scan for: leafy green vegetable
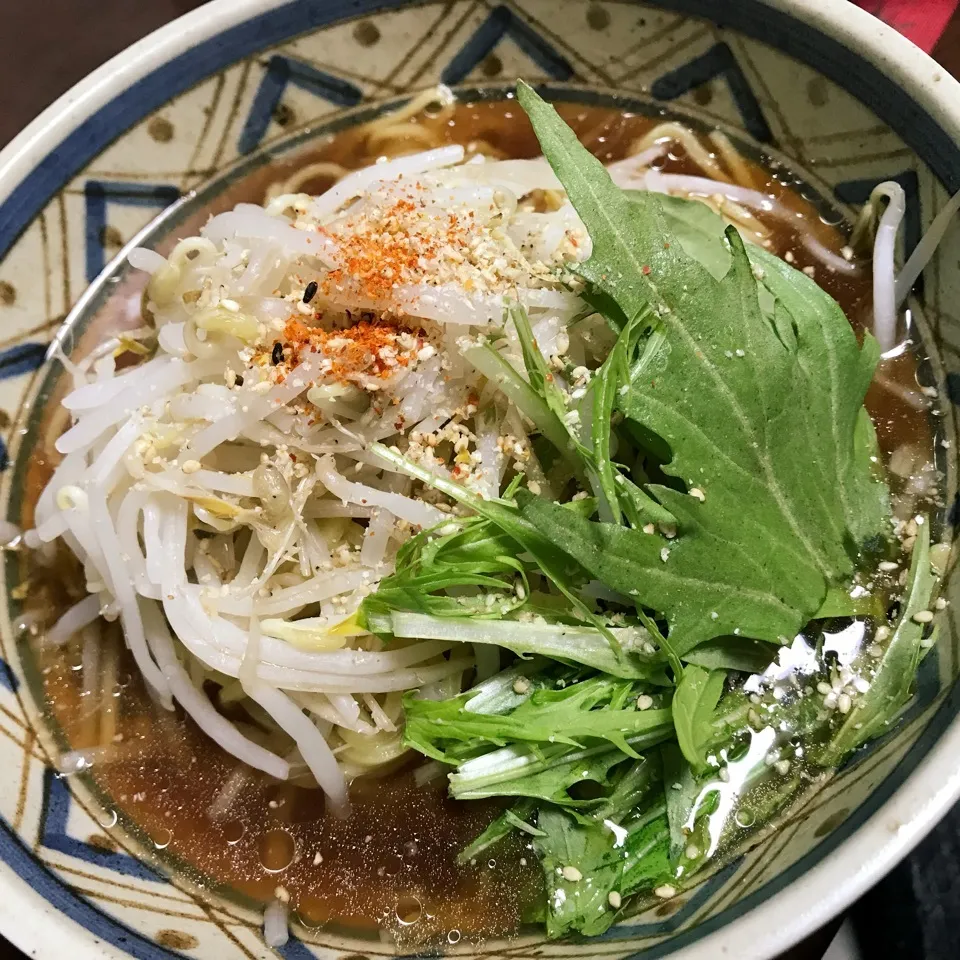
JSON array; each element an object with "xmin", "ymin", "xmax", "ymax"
[
  {"xmin": 585, "ymin": 308, "xmax": 674, "ymax": 527},
  {"xmin": 682, "ymin": 636, "xmax": 776, "ymax": 673},
  {"xmin": 450, "ymin": 740, "xmax": 641, "ymax": 805},
  {"xmin": 819, "ymin": 520, "xmax": 937, "ymax": 763},
  {"xmin": 661, "ymin": 741, "xmax": 700, "ymax": 860},
  {"xmin": 533, "ymin": 796, "xmax": 674, "ymax": 937},
  {"xmin": 629, "ymin": 189, "xmax": 732, "ymax": 281},
  {"xmin": 534, "ymin": 807, "xmax": 628, "ymax": 937},
  {"xmin": 457, "ymin": 798, "xmax": 538, "ymax": 864},
  {"xmin": 509, "ymin": 302, "xmax": 578, "ymax": 442},
  {"xmin": 390, "ymin": 611, "xmax": 665, "ymax": 680},
  {"xmin": 370, "ymin": 441, "xmax": 633, "ymax": 664},
  {"xmin": 360, "ymin": 512, "xmax": 528, "ymax": 626},
  {"xmin": 515, "ymin": 80, "xmax": 888, "ymax": 655},
  {"xmin": 459, "ymin": 335, "xmax": 577, "ymax": 472},
  {"xmin": 673, "ymin": 665, "xmax": 727, "ymax": 771},
  {"xmin": 405, "ymin": 672, "xmax": 669, "ymax": 761}
]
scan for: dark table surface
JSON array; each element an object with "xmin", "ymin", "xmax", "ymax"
[{"xmin": 1, "ymin": 2, "xmax": 958, "ymax": 959}]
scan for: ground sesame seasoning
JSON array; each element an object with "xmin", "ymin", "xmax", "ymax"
[{"xmin": 276, "ymin": 316, "xmax": 424, "ymax": 385}]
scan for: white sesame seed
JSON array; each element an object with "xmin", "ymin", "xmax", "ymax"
[
  {"xmin": 561, "ymin": 866, "xmax": 582, "ymax": 882},
  {"xmin": 513, "ymin": 678, "xmax": 531, "ymax": 695},
  {"xmin": 878, "ymin": 561, "xmax": 899, "ymax": 571},
  {"xmin": 867, "ymin": 644, "xmax": 883, "ymax": 658},
  {"xmin": 912, "ymin": 610, "xmax": 935, "ymax": 624},
  {"xmin": 181, "ymin": 459, "xmax": 201, "ymax": 475},
  {"xmin": 874, "ymin": 625, "xmax": 891, "ymax": 642},
  {"xmin": 816, "ymin": 681, "xmax": 832, "ymax": 695},
  {"xmin": 684, "ymin": 844, "xmax": 700, "ymax": 860},
  {"xmin": 837, "ymin": 693, "xmax": 852, "ymax": 714},
  {"xmin": 774, "ymin": 759, "xmax": 791, "ymax": 775},
  {"xmin": 642, "ymin": 523, "xmax": 656, "ymax": 535},
  {"xmin": 690, "ymin": 487, "xmax": 705, "ymax": 501},
  {"xmin": 660, "ymin": 547, "xmax": 670, "ymax": 563},
  {"xmin": 935, "ymin": 597, "xmax": 949, "ymax": 610},
  {"xmin": 735, "ymin": 348, "xmax": 745, "ymax": 357},
  {"xmin": 654, "ymin": 885, "xmax": 677, "ymax": 900},
  {"xmin": 608, "ymin": 891, "xmax": 622, "ymax": 909},
  {"xmin": 637, "ymin": 695, "xmax": 654, "ymax": 711}
]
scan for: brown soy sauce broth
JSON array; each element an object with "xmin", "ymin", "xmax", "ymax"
[{"xmin": 21, "ymin": 97, "xmax": 935, "ymax": 946}]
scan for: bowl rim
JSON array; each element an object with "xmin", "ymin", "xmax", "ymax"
[{"xmin": 1, "ymin": 1, "xmax": 960, "ymax": 959}]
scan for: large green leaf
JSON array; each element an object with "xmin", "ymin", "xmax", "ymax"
[{"xmin": 516, "ymin": 82, "xmax": 888, "ymax": 653}]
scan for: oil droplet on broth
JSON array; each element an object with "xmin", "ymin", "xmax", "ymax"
[
  {"xmin": 293, "ymin": 908, "xmax": 323, "ymax": 931},
  {"xmin": 223, "ymin": 820, "xmax": 245, "ymax": 845},
  {"xmin": 97, "ymin": 808, "xmax": 118, "ymax": 829},
  {"xmin": 735, "ymin": 810, "xmax": 756, "ymax": 829},
  {"xmin": 447, "ymin": 929, "xmax": 462, "ymax": 945},
  {"xmin": 396, "ymin": 895, "xmax": 423, "ymax": 926},
  {"xmin": 151, "ymin": 827, "xmax": 173, "ymax": 850},
  {"xmin": 259, "ymin": 827, "xmax": 295, "ymax": 872}
]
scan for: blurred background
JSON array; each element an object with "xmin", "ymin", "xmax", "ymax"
[{"xmin": 1, "ymin": 2, "xmax": 959, "ymax": 959}]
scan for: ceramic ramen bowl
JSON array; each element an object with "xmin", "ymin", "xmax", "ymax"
[{"xmin": 1, "ymin": 0, "xmax": 960, "ymax": 958}]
